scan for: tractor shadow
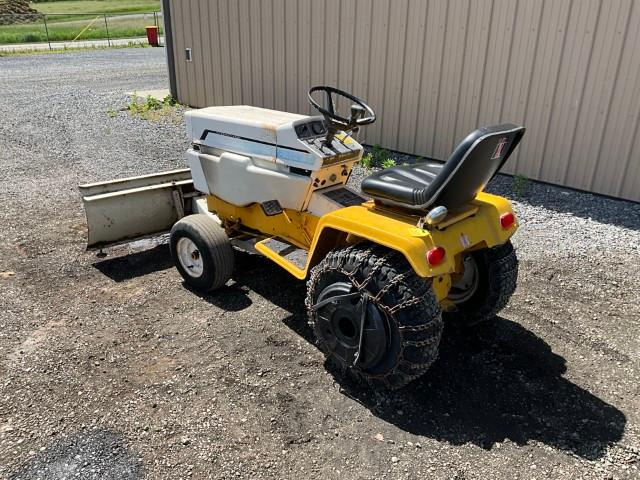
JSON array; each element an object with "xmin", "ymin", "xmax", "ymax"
[
  {"xmin": 332, "ymin": 319, "xmax": 626, "ymax": 460},
  {"xmin": 186, "ymin": 281, "xmax": 254, "ymax": 312},
  {"xmin": 195, "ymin": 251, "xmax": 311, "ymax": 325},
  {"xmin": 211, "ymin": 252, "xmax": 625, "ymax": 460},
  {"xmin": 92, "ymin": 243, "xmax": 174, "ymax": 282}
]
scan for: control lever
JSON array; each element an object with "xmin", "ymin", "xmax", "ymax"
[
  {"xmin": 349, "ymin": 104, "xmax": 365, "ymax": 123},
  {"xmin": 349, "ymin": 104, "xmax": 365, "ymax": 140},
  {"xmin": 323, "ymin": 104, "xmax": 367, "ymax": 147},
  {"xmin": 324, "ymin": 125, "xmax": 338, "ymax": 148}
]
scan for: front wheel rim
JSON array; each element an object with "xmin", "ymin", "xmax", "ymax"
[{"xmin": 176, "ymin": 237, "xmax": 204, "ymax": 278}]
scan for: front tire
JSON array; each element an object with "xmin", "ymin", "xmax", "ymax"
[
  {"xmin": 306, "ymin": 243, "xmax": 443, "ymax": 390},
  {"xmin": 170, "ymin": 214, "xmax": 234, "ymax": 291},
  {"xmin": 445, "ymin": 240, "xmax": 518, "ymax": 327}
]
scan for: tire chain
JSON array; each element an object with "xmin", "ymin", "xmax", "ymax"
[{"xmin": 306, "ymin": 243, "xmax": 443, "ymax": 389}]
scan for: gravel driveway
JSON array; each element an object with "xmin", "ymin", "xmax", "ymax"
[{"xmin": 0, "ymin": 48, "xmax": 638, "ymax": 480}]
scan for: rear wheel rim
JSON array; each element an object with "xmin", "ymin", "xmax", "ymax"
[
  {"xmin": 176, "ymin": 237, "xmax": 204, "ymax": 278},
  {"xmin": 448, "ymin": 254, "xmax": 479, "ymax": 304},
  {"xmin": 314, "ymin": 282, "xmax": 388, "ymax": 369}
]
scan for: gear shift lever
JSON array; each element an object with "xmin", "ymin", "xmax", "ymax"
[{"xmin": 349, "ymin": 104, "xmax": 366, "ymax": 123}]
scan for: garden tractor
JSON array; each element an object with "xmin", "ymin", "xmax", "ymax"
[{"xmin": 79, "ymin": 86, "xmax": 524, "ymax": 390}]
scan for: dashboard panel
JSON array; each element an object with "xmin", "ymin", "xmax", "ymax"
[{"xmin": 294, "ymin": 120, "xmax": 327, "ymax": 139}]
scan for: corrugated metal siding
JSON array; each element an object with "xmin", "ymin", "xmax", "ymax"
[{"xmin": 168, "ymin": 0, "xmax": 640, "ymax": 202}]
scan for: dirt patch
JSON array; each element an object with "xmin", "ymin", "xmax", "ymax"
[{"xmin": 6, "ymin": 318, "xmax": 66, "ymax": 367}]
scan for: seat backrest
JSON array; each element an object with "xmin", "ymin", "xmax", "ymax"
[{"xmin": 416, "ymin": 124, "xmax": 525, "ymax": 209}]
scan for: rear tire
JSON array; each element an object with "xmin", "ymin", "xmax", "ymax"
[
  {"xmin": 170, "ymin": 214, "xmax": 234, "ymax": 291},
  {"xmin": 445, "ymin": 240, "xmax": 518, "ymax": 327},
  {"xmin": 306, "ymin": 243, "xmax": 443, "ymax": 390}
]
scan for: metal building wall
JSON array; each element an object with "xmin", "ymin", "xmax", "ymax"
[{"xmin": 167, "ymin": 0, "xmax": 640, "ymax": 202}]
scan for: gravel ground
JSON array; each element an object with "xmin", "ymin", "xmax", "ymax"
[{"xmin": 0, "ymin": 48, "xmax": 639, "ymax": 480}]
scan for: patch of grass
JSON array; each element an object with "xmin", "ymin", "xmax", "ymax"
[
  {"xmin": 359, "ymin": 146, "xmax": 399, "ymax": 169},
  {"xmin": 513, "ymin": 174, "xmax": 531, "ymax": 197},
  {"xmin": 381, "ymin": 158, "xmax": 397, "ymax": 169},
  {"xmin": 0, "ymin": 13, "xmax": 160, "ymax": 44},
  {"xmin": 0, "ymin": 41, "xmax": 148, "ymax": 57},
  {"xmin": 106, "ymin": 107, "xmax": 117, "ymax": 118},
  {"xmin": 21, "ymin": 32, "xmax": 41, "ymax": 42},
  {"xmin": 34, "ymin": 0, "xmax": 160, "ymax": 22},
  {"xmin": 371, "ymin": 144, "xmax": 390, "ymax": 167},
  {"xmin": 127, "ymin": 94, "xmax": 177, "ymax": 114},
  {"xmin": 126, "ymin": 94, "xmax": 183, "ymax": 122},
  {"xmin": 360, "ymin": 153, "xmax": 373, "ymax": 169}
]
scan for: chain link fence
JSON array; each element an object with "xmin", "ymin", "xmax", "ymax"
[{"xmin": 0, "ymin": 11, "xmax": 163, "ymax": 48}]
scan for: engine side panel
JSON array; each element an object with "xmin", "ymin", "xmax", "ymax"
[{"xmin": 186, "ymin": 149, "xmax": 311, "ymax": 210}]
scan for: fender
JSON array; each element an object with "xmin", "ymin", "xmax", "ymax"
[{"xmin": 308, "ymin": 192, "xmax": 516, "ymax": 279}]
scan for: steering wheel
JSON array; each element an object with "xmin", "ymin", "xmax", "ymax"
[{"xmin": 308, "ymin": 86, "xmax": 376, "ymax": 134}]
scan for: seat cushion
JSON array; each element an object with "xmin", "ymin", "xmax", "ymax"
[
  {"xmin": 361, "ymin": 124, "xmax": 525, "ymax": 210},
  {"xmin": 360, "ymin": 161, "xmax": 444, "ymax": 207}
]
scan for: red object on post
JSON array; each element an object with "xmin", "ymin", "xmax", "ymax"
[{"xmin": 146, "ymin": 26, "xmax": 159, "ymax": 47}]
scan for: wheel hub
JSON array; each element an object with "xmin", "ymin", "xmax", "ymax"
[
  {"xmin": 176, "ymin": 237, "xmax": 204, "ymax": 278},
  {"xmin": 313, "ymin": 282, "xmax": 388, "ymax": 369},
  {"xmin": 448, "ymin": 254, "xmax": 479, "ymax": 304}
]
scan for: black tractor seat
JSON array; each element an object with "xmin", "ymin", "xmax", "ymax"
[{"xmin": 361, "ymin": 124, "xmax": 525, "ymax": 210}]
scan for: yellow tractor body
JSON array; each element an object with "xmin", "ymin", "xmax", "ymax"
[{"xmin": 208, "ymin": 191, "xmax": 517, "ymax": 304}]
